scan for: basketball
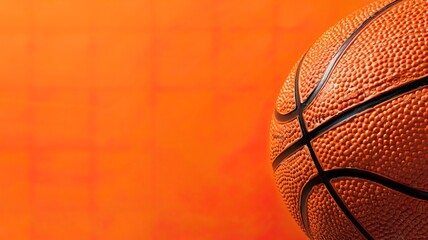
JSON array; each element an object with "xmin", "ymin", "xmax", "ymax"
[{"xmin": 270, "ymin": 0, "xmax": 428, "ymax": 239}]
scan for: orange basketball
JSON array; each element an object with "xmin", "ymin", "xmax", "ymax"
[{"xmin": 270, "ymin": 0, "xmax": 428, "ymax": 239}]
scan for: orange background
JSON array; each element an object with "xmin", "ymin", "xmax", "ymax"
[{"xmin": 0, "ymin": 0, "xmax": 373, "ymax": 239}]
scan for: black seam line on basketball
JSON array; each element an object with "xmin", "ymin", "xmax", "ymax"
[
  {"xmin": 300, "ymin": 175, "xmax": 321, "ymax": 239},
  {"xmin": 293, "ymin": 53, "xmax": 315, "ymax": 239},
  {"xmin": 279, "ymin": 0, "xmax": 404, "ymax": 238},
  {"xmin": 274, "ymin": 108, "xmax": 297, "ymax": 122},
  {"xmin": 272, "ymin": 74, "xmax": 428, "ymax": 171},
  {"xmin": 295, "ymin": 52, "xmax": 374, "ymax": 240},
  {"xmin": 295, "ymin": 1, "xmax": 400, "ymax": 234},
  {"xmin": 292, "ymin": 75, "xmax": 427, "ymax": 240},
  {"xmin": 274, "ymin": 0, "xmax": 403, "ymax": 123},
  {"xmin": 299, "ymin": 168, "xmax": 428, "ymax": 236},
  {"xmin": 300, "ymin": 125, "xmax": 375, "ymax": 240},
  {"xmin": 301, "ymin": 0, "xmax": 403, "ymax": 109},
  {"xmin": 325, "ymin": 169, "xmax": 428, "ymax": 200}
]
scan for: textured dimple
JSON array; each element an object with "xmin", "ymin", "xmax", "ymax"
[
  {"xmin": 313, "ymin": 88, "xmax": 428, "ymax": 191},
  {"xmin": 274, "ymin": 147, "xmax": 317, "ymax": 234},
  {"xmin": 306, "ymin": 184, "xmax": 365, "ymax": 240},
  {"xmin": 269, "ymin": 118, "xmax": 302, "ymax": 161},
  {"xmin": 333, "ymin": 178, "xmax": 428, "ymax": 240},
  {"xmin": 304, "ymin": 0, "xmax": 428, "ymax": 130},
  {"xmin": 298, "ymin": 0, "xmax": 395, "ymax": 103}
]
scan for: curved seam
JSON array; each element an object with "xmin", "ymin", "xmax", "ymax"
[
  {"xmin": 299, "ymin": 168, "xmax": 428, "ymax": 237},
  {"xmin": 272, "ymin": 75, "xmax": 428, "ymax": 171},
  {"xmin": 274, "ymin": 0, "xmax": 404, "ymax": 122},
  {"xmin": 294, "ymin": 53, "xmax": 374, "ymax": 239},
  {"xmin": 301, "ymin": 0, "xmax": 404, "ymax": 108}
]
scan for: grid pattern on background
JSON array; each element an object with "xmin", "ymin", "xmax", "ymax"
[{"xmin": 0, "ymin": 0, "xmax": 373, "ymax": 239}]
